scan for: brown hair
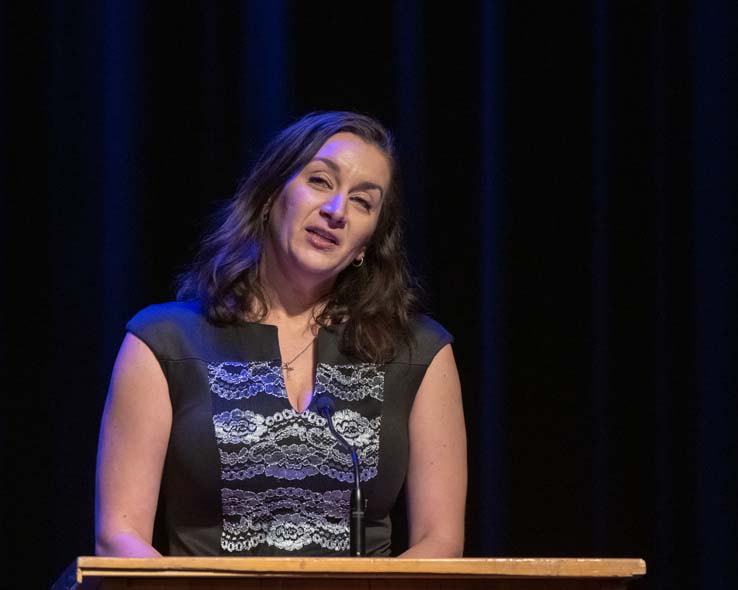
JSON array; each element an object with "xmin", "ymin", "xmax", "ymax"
[{"xmin": 175, "ymin": 111, "xmax": 419, "ymax": 362}]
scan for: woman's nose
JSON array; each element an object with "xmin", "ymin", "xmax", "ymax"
[{"xmin": 320, "ymin": 192, "xmax": 348, "ymax": 225}]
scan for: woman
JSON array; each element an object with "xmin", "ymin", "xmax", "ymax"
[{"xmin": 95, "ymin": 111, "xmax": 466, "ymax": 558}]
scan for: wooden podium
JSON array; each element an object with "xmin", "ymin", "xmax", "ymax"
[{"xmin": 53, "ymin": 557, "xmax": 646, "ymax": 590}]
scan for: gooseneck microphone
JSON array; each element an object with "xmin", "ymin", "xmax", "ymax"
[{"xmin": 315, "ymin": 395, "xmax": 366, "ymax": 557}]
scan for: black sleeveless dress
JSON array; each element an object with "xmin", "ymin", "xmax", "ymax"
[{"xmin": 126, "ymin": 300, "xmax": 452, "ymax": 556}]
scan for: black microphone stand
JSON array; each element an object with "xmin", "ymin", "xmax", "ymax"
[{"xmin": 317, "ymin": 397, "xmax": 366, "ymax": 556}]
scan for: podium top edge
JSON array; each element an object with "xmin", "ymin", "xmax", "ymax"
[{"xmin": 74, "ymin": 556, "xmax": 647, "ymax": 579}]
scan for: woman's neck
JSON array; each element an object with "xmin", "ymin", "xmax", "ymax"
[{"xmin": 257, "ymin": 247, "xmax": 332, "ymax": 332}]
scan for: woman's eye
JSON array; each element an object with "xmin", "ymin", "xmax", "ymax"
[
  {"xmin": 352, "ymin": 196, "xmax": 372, "ymax": 211},
  {"xmin": 309, "ymin": 176, "xmax": 331, "ymax": 188}
]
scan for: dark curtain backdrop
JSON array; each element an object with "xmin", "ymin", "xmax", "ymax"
[{"xmin": 1, "ymin": 2, "xmax": 736, "ymax": 589}]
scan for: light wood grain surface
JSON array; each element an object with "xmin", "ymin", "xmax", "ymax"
[{"xmin": 75, "ymin": 556, "xmax": 646, "ymax": 581}]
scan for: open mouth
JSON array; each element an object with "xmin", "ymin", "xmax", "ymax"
[{"xmin": 306, "ymin": 228, "xmax": 338, "ymax": 245}]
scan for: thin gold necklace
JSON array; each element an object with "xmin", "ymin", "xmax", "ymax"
[{"xmin": 281, "ymin": 336, "xmax": 316, "ymax": 375}]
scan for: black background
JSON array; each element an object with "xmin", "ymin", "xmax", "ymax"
[{"xmin": 1, "ymin": 2, "xmax": 736, "ymax": 589}]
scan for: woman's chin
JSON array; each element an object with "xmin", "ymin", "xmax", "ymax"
[{"xmin": 290, "ymin": 255, "xmax": 346, "ymax": 284}]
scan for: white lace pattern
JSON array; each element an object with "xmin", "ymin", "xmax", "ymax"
[{"xmin": 209, "ymin": 360, "xmax": 385, "ymax": 553}]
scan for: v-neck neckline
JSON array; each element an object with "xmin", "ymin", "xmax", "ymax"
[
  {"xmin": 278, "ymin": 326, "xmax": 323, "ymax": 415},
  {"xmin": 231, "ymin": 319, "xmax": 341, "ymax": 414},
  {"xmin": 236, "ymin": 321, "xmax": 324, "ymax": 414}
]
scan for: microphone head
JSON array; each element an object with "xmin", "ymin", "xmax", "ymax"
[{"xmin": 315, "ymin": 395, "xmax": 335, "ymax": 414}]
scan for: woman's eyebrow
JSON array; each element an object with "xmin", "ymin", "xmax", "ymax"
[
  {"xmin": 310, "ymin": 156, "xmax": 341, "ymax": 173},
  {"xmin": 309, "ymin": 156, "xmax": 385, "ymax": 198}
]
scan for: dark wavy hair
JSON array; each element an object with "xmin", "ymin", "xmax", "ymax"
[{"xmin": 175, "ymin": 111, "xmax": 420, "ymax": 363}]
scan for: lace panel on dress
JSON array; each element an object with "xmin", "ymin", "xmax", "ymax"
[
  {"xmin": 208, "ymin": 361, "xmax": 286, "ymax": 400},
  {"xmin": 209, "ymin": 361, "xmax": 385, "ymax": 554},
  {"xmin": 221, "ymin": 487, "xmax": 351, "ymax": 552}
]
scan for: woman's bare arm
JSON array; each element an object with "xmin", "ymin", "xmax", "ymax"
[
  {"xmin": 399, "ymin": 343, "xmax": 467, "ymax": 557},
  {"xmin": 95, "ymin": 332, "xmax": 172, "ymax": 557}
]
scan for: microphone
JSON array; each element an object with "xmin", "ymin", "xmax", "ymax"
[{"xmin": 315, "ymin": 395, "xmax": 366, "ymax": 557}]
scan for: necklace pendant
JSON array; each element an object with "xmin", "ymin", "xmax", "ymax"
[{"xmin": 282, "ymin": 362, "xmax": 293, "ymax": 374}]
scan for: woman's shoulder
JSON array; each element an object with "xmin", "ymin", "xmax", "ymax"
[
  {"xmin": 127, "ymin": 300, "xmax": 206, "ymax": 330},
  {"xmin": 391, "ymin": 313, "xmax": 453, "ymax": 366},
  {"xmin": 410, "ymin": 313, "xmax": 453, "ymax": 344},
  {"xmin": 125, "ymin": 300, "xmax": 208, "ymax": 359}
]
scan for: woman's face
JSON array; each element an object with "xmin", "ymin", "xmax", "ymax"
[{"xmin": 264, "ymin": 132, "xmax": 391, "ymax": 287}]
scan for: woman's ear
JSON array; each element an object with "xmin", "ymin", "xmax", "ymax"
[{"xmin": 262, "ymin": 195, "xmax": 275, "ymax": 224}]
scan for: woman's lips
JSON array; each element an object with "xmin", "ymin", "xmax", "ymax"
[{"xmin": 306, "ymin": 228, "xmax": 338, "ymax": 249}]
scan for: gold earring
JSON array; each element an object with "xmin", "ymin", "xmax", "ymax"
[{"xmin": 352, "ymin": 256, "xmax": 364, "ymax": 267}]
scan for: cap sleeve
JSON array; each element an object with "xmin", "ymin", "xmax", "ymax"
[
  {"xmin": 403, "ymin": 314, "xmax": 454, "ymax": 366},
  {"xmin": 125, "ymin": 300, "xmax": 204, "ymax": 361}
]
